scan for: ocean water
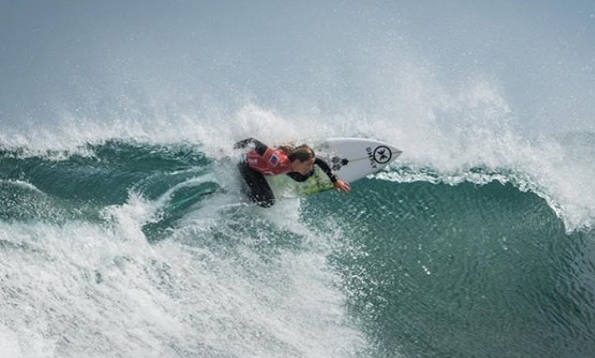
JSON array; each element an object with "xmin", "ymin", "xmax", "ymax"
[{"xmin": 1, "ymin": 1, "xmax": 594, "ymax": 357}]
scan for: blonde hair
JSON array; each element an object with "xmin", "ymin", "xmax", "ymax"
[{"xmin": 278, "ymin": 144, "xmax": 315, "ymax": 162}]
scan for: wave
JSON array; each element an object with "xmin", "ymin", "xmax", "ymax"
[
  {"xmin": 0, "ymin": 139, "xmax": 594, "ymax": 357},
  {"xmin": 1, "ymin": 139, "xmax": 591, "ymax": 232},
  {"xmin": 303, "ymin": 174, "xmax": 595, "ymax": 357},
  {"xmin": 0, "ymin": 140, "xmax": 365, "ymax": 357}
]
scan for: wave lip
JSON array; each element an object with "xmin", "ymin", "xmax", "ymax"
[{"xmin": 373, "ymin": 162, "xmax": 595, "ymax": 233}]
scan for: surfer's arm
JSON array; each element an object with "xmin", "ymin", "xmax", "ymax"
[
  {"xmin": 233, "ymin": 138, "xmax": 268, "ymax": 155},
  {"xmin": 315, "ymin": 158, "xmax": 351, "ymax": 193},
  {"xmin": 314, "ymin": 158, "xmax": 337, "ymax": 183}
]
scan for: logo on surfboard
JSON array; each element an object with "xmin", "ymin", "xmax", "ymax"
[
  {"xmin": 373, "ymin": 146, "xmax": 392, "ymax": 164},
  {"xmin": 331, "ymin": 156, "xmax": 349, "ymax": 171},
  {"xmin": 366, "ymin": 145, "xmax": 392, "ymax": 168}
]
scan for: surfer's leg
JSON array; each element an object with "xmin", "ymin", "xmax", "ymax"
[{"xmin": 237, "ymin": 161, "xmax": 275, "ymax": 207}]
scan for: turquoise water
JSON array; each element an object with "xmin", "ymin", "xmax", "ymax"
[
  {"xmin": 0, "ymin": 141, "xmax": 593, "ymax": 357},
  {"xmin": 307, "ymin": 180, "xmax": 595, "ymax": 357}
]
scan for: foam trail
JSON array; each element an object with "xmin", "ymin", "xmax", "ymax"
[{"xmin": 0, "ymin": 199, "xmax": 366, "ymax": 357}]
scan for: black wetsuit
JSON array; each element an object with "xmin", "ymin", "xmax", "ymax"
[{"xmin": 235, "ymin": 138, "xmax": 337, "ymax": 207}]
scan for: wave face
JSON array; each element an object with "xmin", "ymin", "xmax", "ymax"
[
  {"xmin": 305, "ymin": 178, "xmax": 595, "ymax": 357},
  {"xmin": 0, "ymin": 142, "xmax": 593, "ymax": 357}
]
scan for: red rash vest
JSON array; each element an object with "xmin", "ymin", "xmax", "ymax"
[{"xmin": 246, "ymin": 147, "xmax": 292, "ymax": 176}]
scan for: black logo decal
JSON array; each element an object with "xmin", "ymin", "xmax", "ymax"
[
  {"xmin": 331, "ymin": 156, "xmax": 349, "ymax": 171},
  {"xmin": 372, "ymin": 146, "xmax": 392, "ymax": 164}
]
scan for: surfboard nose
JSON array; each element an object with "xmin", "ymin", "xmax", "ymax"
[{"xmin": 389, "ymin": 145, "xmax": 403, "ymax": 161}]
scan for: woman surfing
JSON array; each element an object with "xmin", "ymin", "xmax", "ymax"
[{"xmin": 234, "ymin": 138, "xmax": 351, "ymax": 207}]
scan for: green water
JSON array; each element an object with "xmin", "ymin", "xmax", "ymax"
[
  {"xmin": 305, "ymin": 180, "xmax": 595, "ymax": 357},
  {"xmin": 0, "ymin": 141, "xmax": 593, "ymax": 357}
]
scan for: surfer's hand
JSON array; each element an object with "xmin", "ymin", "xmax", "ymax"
[{"xmin": 333, "ymin": 180, "xmax": 351, "ymax": 193}]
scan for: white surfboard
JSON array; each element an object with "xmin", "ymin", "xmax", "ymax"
[{"xmin": 266, "ymin": 138, "xmax": 402, "ymax": 198}]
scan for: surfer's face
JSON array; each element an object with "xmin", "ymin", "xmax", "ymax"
[{"xmin": 292, "ymin": 157, "xmax": 315, "ymax": 175}]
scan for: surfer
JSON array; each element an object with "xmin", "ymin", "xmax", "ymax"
[{"xmin": 234, "ymin": 138, "xmax": 351, "ymax": 207}]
